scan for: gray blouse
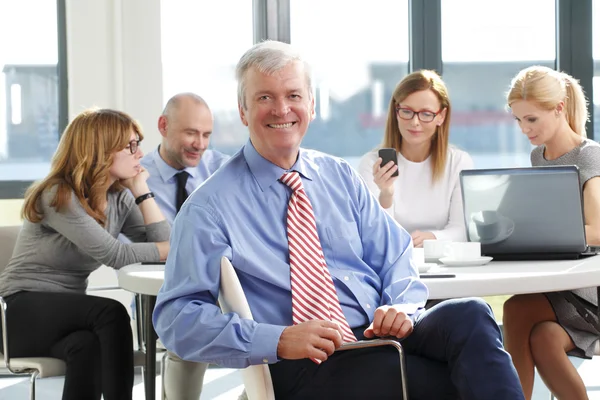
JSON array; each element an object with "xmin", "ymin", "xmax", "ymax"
[
  {"xmin": 531, "ymin": 138, "xmax": 600, "ymax": 306},
  {"xmin": 0, "ymin": 187, "xmax": 170, "ymax": 297},
  {"xmin": 531, "ymin": 138, "xmax": 600, "ymax": 190}
]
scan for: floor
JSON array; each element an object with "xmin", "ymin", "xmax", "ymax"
[
  {"xmin": 2, "ymin": 358, "xmax": 600, "ymax": 400},
  {"xmin": 0, "ymin": 366, "xmax": 244, "ymax": 400}
]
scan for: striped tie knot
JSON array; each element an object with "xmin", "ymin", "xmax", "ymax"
[{"xmin": 280, "ymin": 171, "xmax": 303, "ymax": 192}]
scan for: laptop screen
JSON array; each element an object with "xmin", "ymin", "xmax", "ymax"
[{"xmin": 460, "ymin": 166, "xmax": 587, "ymax": 255}]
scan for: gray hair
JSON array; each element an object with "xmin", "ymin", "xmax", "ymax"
[
  {"xmin": 161, "ymin": 92, "xmax": 210, "ymax": 117},
  {"xmin": 235, "ymin": 40, "xmax": 313, "ymax": 109}
]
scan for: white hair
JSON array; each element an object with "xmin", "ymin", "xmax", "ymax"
[{"xmin": 235, "ymin": 40, "xmax": 313, "ymax": 109}]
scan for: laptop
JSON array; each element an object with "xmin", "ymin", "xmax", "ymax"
[{"xmin": 459, "ymin": 165, "xmax": 600, "ymax": 261}]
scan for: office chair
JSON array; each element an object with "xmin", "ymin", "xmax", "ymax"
[
  {"xmin": 0, "ymin": 225, "xmax": 146, "ymax": 400},
  {"xmin": 218, "ymin": 256, "xmax": 410, "ymax": 400}
]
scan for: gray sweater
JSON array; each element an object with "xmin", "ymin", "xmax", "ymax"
[
  {"xmin": 531, "ymin": 138, "xmax": 600, "ymax": 190},
  {"xmin": 0, "ymin": 188, "xmax": 171, "ymax": 297}
]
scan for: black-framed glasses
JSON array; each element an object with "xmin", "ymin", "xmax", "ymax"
[
  {"xmin": 395, "ymin": 107, "xmax": 441, "ymax": 123},
  {"xmin": 125, "ymin": 140, "xmax": 140, "ymax": 155}
]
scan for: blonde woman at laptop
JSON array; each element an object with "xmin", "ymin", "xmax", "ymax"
[
  {"xmin": 503, "ymin": 66, "xmax": 600, "ymax": 400},
  {"xmin": 358, "ymin": 70, "xmax": 473, "ymax": 247}
]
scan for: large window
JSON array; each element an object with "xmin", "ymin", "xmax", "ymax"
[
  {"xmin": 594, "ymin": 0, "xmax": 599, "ymax": 140},
  {"xmin": 290, "ymin": 0, "xmax": 409, "ymax": 169},
  {"xmin": 160, "ymin": 0, "xmax": 253, "ymax": 155},
  {"xmin": 441, "ymin": 0, "xmax": 555, "ymax": 168},
  {"xmin": 0, "ymin": 0, "xmax": 60, "ymax": 183}
]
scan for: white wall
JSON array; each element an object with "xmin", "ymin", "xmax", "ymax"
[
  {"xmin": 65, "ymin": 0, "xmax": 164, "ymax": 152},
  {"xmin": 65, "ymin": 0, "xmax": 164, "ymax": 312}
]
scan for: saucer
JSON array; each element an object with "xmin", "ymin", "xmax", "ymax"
[
  {"xmin": 417, "ymin": 263, "xmax": 438, "ymax": 273},
  {"xmin": 439, "ymin": 256, "xmax": 493, "ymax": 267},
  {"xmin": 469, "ymin": 216, "xmax": 515, "ymax": 245}
]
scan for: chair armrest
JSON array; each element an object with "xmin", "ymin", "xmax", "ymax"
[
  {"xmin": 0, "ymin": 295, "xmax": 20, "ymax": 374},
  {"xmin": 337, "ymin": 339, "xmax": 402, "ymax": 352},
  {"xmin": 0, "ymin": 296, "xmax": 8, "ymax": 369},
  {"xmin": 337, "ymin": 339, "xmax": 408, "ymax": 399}
]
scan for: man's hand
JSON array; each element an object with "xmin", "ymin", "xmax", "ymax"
[
  {"xmin": 363, "ymin": 305, "xmax": 413, "ymax": 339},
  {"xmin": 277, "ymin": 320, "xmax": 344, "ymax": 362}
]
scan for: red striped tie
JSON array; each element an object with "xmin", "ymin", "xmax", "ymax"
[{"xmin": 280, "ymin": 171, "xmax": 357, "ymax": 354}]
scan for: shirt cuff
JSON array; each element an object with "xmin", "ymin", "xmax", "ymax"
[{"xmin": 249, "ymin": 323, "xmax": 286, "ymax": 365}]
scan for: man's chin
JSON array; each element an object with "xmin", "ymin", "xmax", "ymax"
[{"xmin": 182, "ymin": 159, "xmax": 201, "ymax": 168}]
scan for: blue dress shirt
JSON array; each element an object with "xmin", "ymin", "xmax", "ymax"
[
  {"xmin": 153, "ymin": 140, "xmax": 428, "ymax": 368},
  {"xmin": 140, "ymin": 147, "xmax": 230, "ymax": 224}
]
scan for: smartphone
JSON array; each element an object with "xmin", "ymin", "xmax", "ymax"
[
  {"xmin": 141, "ymin": 261, "xmax": 166, "ymax": 265},
  {"xmin": 420, "ymin": 274, "xmax": 456, "ymax": 279},
  {"xmin": 378, "ymin": 148, "xmax": 399, "ymax": 177}
]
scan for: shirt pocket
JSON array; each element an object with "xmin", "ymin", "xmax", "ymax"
[{"xmin": 322, "ymin": 220, "xmax": 363, "ymax": 269}]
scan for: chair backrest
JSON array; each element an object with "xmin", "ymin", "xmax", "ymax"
[
  {"xmin": 218, "ymin": 257, "xmax": 275, "ymax": 400},
  {"xmin": 0, "ymin": 226, "xmax": 21, "ymax": 273}
]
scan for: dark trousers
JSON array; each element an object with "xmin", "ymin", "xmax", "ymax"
[
  {"xmin": 270, "ymin": 298, "xmax": 524, "ymax": 400},
  {"xmin": 1, "ymin": 291, "xmax": 134, "ymax": 400}
]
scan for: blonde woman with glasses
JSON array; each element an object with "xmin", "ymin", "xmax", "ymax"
[
  {"xmin": 358, "ymin": 70, "xmax": 473, "ymax": 247},
  {"xmin": 0, "ymin": 108, "xmax": 170, "ymax": 400}
]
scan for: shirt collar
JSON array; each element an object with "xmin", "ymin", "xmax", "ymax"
[
  {"xmin": 242, "ymin": 139, "xmax": 315, "ymax": 192},
  {"xmin": 151, "ymin": 145, "xmax": 199, "ymax": 182}
]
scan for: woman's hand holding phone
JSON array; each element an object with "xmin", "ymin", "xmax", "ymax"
[
  {"xmin": 372, "ymin": 149, "xmax": 399, "ymax": 209},
  {"xmin": 373, "ymin": 149, "xmax": 399, "ymax": 194}
]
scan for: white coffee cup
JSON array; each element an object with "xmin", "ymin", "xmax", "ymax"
[
  {"xmin": 423, "ymin": 240, "xmax": 452, "ymax": 262},
  {"xmin": 412, "ymin": 248, "xmax": 425, "ymax": 266},
  {"xmin": 446, "ymin": 242, "xmax": 481, "ymax": 261}
]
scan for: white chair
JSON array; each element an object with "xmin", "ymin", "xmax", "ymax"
[
  {"xmin": 0, "ymin": 225, "xmax": 146, "ymax": 400},
  {"xmin": 0, "ymin": 225, "xmax": 67, "ymax": 400},
  {"xmin": 218, "ymin": 256, "xmax": 410, "ymax": 400}
]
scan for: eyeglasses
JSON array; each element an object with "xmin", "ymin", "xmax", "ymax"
[
  {"xmin": 125, "ymin": 140, "xmax": 140, "ymax": 155},
  {"xmin": 395, "ymin": 107, "xmax": 441, "ymax": 123}
]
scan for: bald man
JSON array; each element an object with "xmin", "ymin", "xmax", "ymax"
[
  {"xmin": 141, "ymin": 93, "xmax": 229, "ymax": 399},
  {"xmin": 142, "ymin": 93, "xmax": 230, "ymax": 223}
]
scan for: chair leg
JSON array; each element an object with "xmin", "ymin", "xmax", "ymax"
[
  {"xmin": 29, "ymin": 370, "xmax": 39, "ymax": 400},
  {"xmin": 161, "ymin": 351, "xmax": 168, "ymax": 400}
]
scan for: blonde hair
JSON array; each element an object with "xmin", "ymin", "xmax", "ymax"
[
  {"xmin": 507, "ymin": 65, "xmax": 589, "ymax": 137},
  {"xmin": 22, "ymin": 108, "xmax": 144, "ymax": 226},
  {"xmin": 383, "ymin": 70, "xmax": 451, "ymax": 182}
]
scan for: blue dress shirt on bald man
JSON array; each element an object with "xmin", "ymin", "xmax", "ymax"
[
  {"xmin": 140, "ymin": 147, "xmax": 230, "ymax": 223},
  {"xmin": 153, "ymin": 140, "xmax": 428, "ymax": 368}
]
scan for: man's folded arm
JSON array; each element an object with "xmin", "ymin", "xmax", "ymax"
[
  {"xmin": 152, "ymin": 203, "xmax": 286, "ymax": 368},
  {"xmin": 154, "ymin": 294, "xmax": 285, "ymax": 368}
]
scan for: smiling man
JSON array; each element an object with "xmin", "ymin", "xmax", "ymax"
[
  {"xmin": 153, "ymin": 41, "xmax": 524, "ymax": 400},
  {"xmin": 142, "ymin": 93, "xmax": 229, "ymax": 223},
  {"xmin": 141, "ymin": 92, "xmax": 229, "ymax": 400}
]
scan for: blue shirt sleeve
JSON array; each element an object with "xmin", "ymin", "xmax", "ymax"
[{"xmin": 152, "ymin": 202, "xmax": 286, "ymax": 368}]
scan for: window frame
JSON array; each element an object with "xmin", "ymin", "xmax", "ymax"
[
  {"xmin": 275, "ymin": 0, "xmax": 595, "ymax": 140},
  {"xmin": 0, "ymin": 0, "xmax": 69, "ymax": 199}
]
